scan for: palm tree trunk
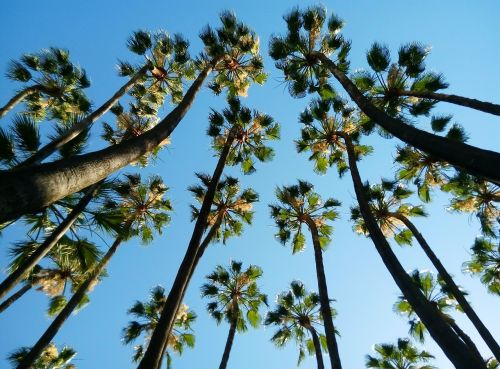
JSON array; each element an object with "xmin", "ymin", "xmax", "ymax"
[
  {"xmin": 338, "ymin": 131, "xmax": 486, "ymax": 369},
  {"xmin": 393, "ymin": 213, "xmax": 500, "ymax": 361},
  {"xmin": 305, "ymin": 218, "xmax": 342, "ymax": 369},
  {"xmin": 308, "ymin": 327, "xmax": 325, "ymax": 369},
  {"xmin": 449, "ymin": 320, "xmax": 485, "ymax": 363},
  {"xmin": 16, "ymin": 236, "xmax": 123, "ymax": 369},
  {"xmin": 0, "ymin": 85, "xmax": 45, "ymax": 119},
  {"xmin": 314, "ymin": 52, "xmax": 500, "ymax": 184},
  {"xmin": 0, "ymin": 284, "xmax": 31, "ymax": 313},
  {"xmin": 0, "ymin": 61, "xmax": 219, "ymax": 224},
  {"xmin": 137, "ymin": 131, "xmax": 234, "ymax": 369},
  {"xmin": 0, "ymin": 182, "xmax": 101, "ymax": 301},
  {"xmin": 21, "ymin": 64, "xmax": 151, "ymax": 166},
  {"xmin": 396, "ymin": 90, "xmax": 500, "ymax": 116},
  {"xmin": 219, "ymin": 316, "xmax": 237, "ymax": 369}
]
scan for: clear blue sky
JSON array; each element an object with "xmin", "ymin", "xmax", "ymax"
[{"xmin": 1, "ymin": 1, "xmax": 499, "ymax": 368}]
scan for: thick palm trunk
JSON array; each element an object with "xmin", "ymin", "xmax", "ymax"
[
  {"xmin": 0, "ymin": 63, "xmax": 216, "ymax": 224},
  {"xmin": 16, "ymin": 236, "xmax": 123, "ymax": 369},
  {"xmin": 137, "ymin": 133, "xmax": 234, "ymax": 369},
  {"xmin": 449, "ymin": 320, "xmax": 485, "ymax": 362},
  {"xmin": 339, "ymin": 132, "xmax": 486, "ymax": 369},
  {"xmin": 0, "ymin": 284, "xmax": 31, "ymax": 313},
  {"xmin": 219, "ymin": 316, "xmax": 237, "ymax": 369},
  {"xmin": 0, "ymin": 182, "xmax": 100, "ymax": 301},
  {"xmin": 396, "ymin": 90, "xmax": 500, "ymax": 116},
  {"xmin": 308, "ymin": 327, "xmax": 325, "ymax": 369},
  {"xmin": 21, "ymin": 64, "xmax": 151, "ymax": 166},
  {"xmin": 393, "ymin": 213, "xmax": 500, "ymax": 360},
  {"xmin": 314, "ymin": 52, "xmax": 500, "ymax": 184},
  {"xmin": 0, "ymin": 85, "xmax": 45, "ymax": 119},
  {"xmin": 306, "ymin": 218, "xmax": 342, "ymax": 369}
]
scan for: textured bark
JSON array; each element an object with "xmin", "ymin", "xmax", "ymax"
[
  {"xmin": 0, "ymin": 63, "xmax": 215, "ymax": 223},
  {"xmin": 393, "ymin": 213, "xmax": 500, "ymax": 361},
  {"xmin": 0, "ymin": 284, "xmax": 31, "ymax": 313},
  {"xmin": 339, "ymin": 132, "xmax": 486, "ymax": 369},
  {"xmin": 314, "ymin": 52, "xmax": 500, "ymax": 184},
  {"xmin": 219, "ymin": 307, "xmax": 237, "ymax": 369},
  {"xmin": 396, "ymin": 89, "xmax": 500, "ymax": 116},
  {"xmin": 0, "ymin": 182, "xmax": 100, "ymax": 301},
  {"xmin": 137, "ymin": 133, "xmax": 234, "ymax": 369},
  {"xmin": 16, "ymin": 236, "xmax": 122, "ymax": 369},
  {"xmin": 305, "ymin": 218, "xmax": 342, "ymax": 369},
  {"xmin": 21, "ymin": 64, "xmax": 151, "ymax": 166},
  {"xmin": 0, "ymin": 85, "xmax": 45, "ymax": 119},
  {"xmin": 308, "ymin": 327, "xmax": 325, "ymax": 369}
]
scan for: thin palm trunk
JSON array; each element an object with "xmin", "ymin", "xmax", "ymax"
[
  {"xmin": 0, "ymin": 61, "xmax": 219, "ymax": 224},
  {"xmin": 305, "ymin": 218, "xmax": 342, "ymax": 369},
  {"xmin": 449, "ymin": 320, "xmax": 484, "ymax": 362},
  {"xmin": 338, "ymin": 131, "xmax": 486, "ymax": 369},
  {"xmin": 219, "ymin": 305, "xmax": 237, "ymax": 369},
  {"xmin": 0, "ymin": 284, "xmax": 31, "ymax": 313},
  {"xmin": 314, "ymin": 52, "xmax": 500, "ymax": 184},
  {"xmin": 137, "ymin": 131, "xmax": 234, "ymax": 369},
  {"xmin": 21, "ymin": 64, "xmax": 151, "ymax": 166},
  {"xmin": 0, "ymin": 85, "xmax": 46, "ymax": 119},
  {"xmin": 0, "ymin": 182, "xmax": 101, "ymax": 301},
  {"xmin": 308, "ymin": 327, "xmax": 325, "ymax": 369},
  {"xmin": 396, "ymin": 90, "xmax": 500, "ymax": 116},
  {"xmin": 392, "ymin": 213, "xmax": 500, "ymax": 361},
  {"xmin": 16, "ymin": 236, "xmax": 123, "ymax": 369}
]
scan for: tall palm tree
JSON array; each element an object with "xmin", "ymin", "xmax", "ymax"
[
  {"xmin": 0, "ymin": 11, "xmax": 266, "ymax": 223},
  {"xmin": 463, "ymin": 238, "xmax": 500, "ymax": 296},
  {"xmin": 295, "ymin": 96, "xmax": 486, "ymax": 368},
  {"xmin": 15, "ymin": 174, "xmax": 172, "ymax": 369},
  {"xmin": 8, "ymin": 343, "xmax": 76, "ymax": 369},
  {"xmin": 123, "ymin": 286, "xmax": 196, "ymax": 369},
  {"xmin": 269, "ymin": 6, "xmax": 500, "ymax": 183},
  {"xmin": 265, "ymin": 281, "xmax": 331, "ymax": 369},
  {"xmin": 365, "ymin": 338, "xmax": 436, "ymax": 369},
  {"xmin": 270, "ymin": 180, "xmax": 342, "ymax": 369},
  {"xmin": 201, "ymin": 261, "xmax": 267, "ymax": 369}
]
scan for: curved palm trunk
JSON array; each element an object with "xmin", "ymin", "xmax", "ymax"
[
  {"xmin": 0, "ymin": 85, "xmax": 45, "ymax": 119},
  {"xmin": 16, "ymin": 236, "xmax": 123, "ymax": 369},
  {"xmin": 314, "ymin": 52, "xmax": 500, "ymax": 184},
  {"xmin": 305, "ymin": 218, "xmax": 342, "ymax": 369},
  {"xmin": 449, "ymin": 319, "xmax": 484, "ymax": 362},
  {"xmin": 137, "ymin": 132, "xmax": 234, "ymax": 369},
  {"xmin": 0, "ymin": 182, "xmax": 100, "ymax": 301},
  {"xmin": 0, "ymin": 62, "xmax": 217, "ymax": 224},
  {"xmin": 21, "ymin": 64, "xmax": 151, "ymax": 167},
  {"xmin": 0, "ymin": 284, "xmax": 31, "ymax": 313},
  {"xmin": 339, "ymin": 132, "xmax": 486, "ymax": 369},
  {"xmin": 219, "ymin": 313, "xmax": 237, "ymax": 369},
  {"xmin": 393, "ymin": 213, "xmax": 500, "ymax": 360},
  {"xmin": 396, "ymin": 90, "xmax": 500, "ymax": 116},
  {"xmin": 308, "ymin": 327, "xmax": 325, "ymax": 369}
]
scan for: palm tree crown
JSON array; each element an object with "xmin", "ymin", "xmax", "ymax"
[
  {"xmin": 8, "ymin": 343, "xmax": 77, "ymax": 369},
  {"xmin": 365, "ymin": 338, "xmax": 436, "ymax": 369},
  {"xmin": 463, "ymin": 238, "xmax": 500, "ymax": 296}
]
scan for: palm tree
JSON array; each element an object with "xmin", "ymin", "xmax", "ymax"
[
  {"xmin": 270, "ymin": 180, "xmax": 342, "ymax": 369},
  {"xmin": 15, "ymin": 174, "xmax": 172, "ymax": 369},
  {"xmin": 0, "ymin": 11, "xmax": 266, "ymax": 223},
  {"xmin": 201, "ymin": 261, "xmax": 267, "ymax": 369},
  {"xmin": 8, "ymin": 343, "xmax": 76, "ymax": 369},
  {"xmin": 265, "ymin": 281, "xmax": 331, "ymax": 369},
  {"xmin": 463, "ymin": 238, "xmax": 500, "ymax": 296},
  {"xmin": 0, "ymin": 47, "xmax": 90, "ymax": 121},
  {"xmin": 365, "ymin": 338, "xmax": 436, "ymax": 369},
  {"xmin": 123, "ymin": 286, "xmax": 196, "ymax": 369},
  {"xmin": 269, "ymin": 6, "xmax": 500, "ymax": 183},
  {"xmin": 295, "ymin": 96, "xmax": 486, "ymax": 368}
]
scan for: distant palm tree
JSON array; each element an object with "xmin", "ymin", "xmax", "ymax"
[
  {"xmin": 365, "ymin": 338, "xmax": 436, "ymax": 369},
  {"xmin": 265, "ymin": 281, "xmax": 331, "ymax": 369},
  {"xmin": 8, "ymin": 343, "xmax": 76, "ymax": 369},
  {"xmin": 463, "ymin": 238, "xmax": 500, "ymax": 296},
  {"xmin": 201, "ymin": 261, "xmax": 267, "ymax": 369}
]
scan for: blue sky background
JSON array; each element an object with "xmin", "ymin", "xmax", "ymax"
[{"xmin": 1, "ymin": 1, "xmax": 499, "ymax": 368}]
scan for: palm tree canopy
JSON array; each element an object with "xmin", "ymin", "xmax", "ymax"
[
  {"xmin": 8, "ymin": 343, "xmax": 77, "ymax": 369},
  {"xmin": 463, "ymin": 238, "xmax": 500, "ymax": 296},
  {"xmin": 365, "ymin": 337, "xmax": 436, "ymax": 369}
]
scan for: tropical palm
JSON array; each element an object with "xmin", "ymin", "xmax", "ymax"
[
  {"xmin": 8, "ymin": 343, "xmax": 76, "ymax": 369},
  {"xmin": 463, "ymin": 238, "xmax": 500, "ymax": 296},
  {"xmin": 123, "ymin": 285, "xmax": 196, "ymax": 369},
  {"xmin": 201, "ymin": 261, "xmax": 267, "ymax": 369},
  {"xmin": 270, "ymin": 180, "xmax": 342, "ymax": 369},
  {"xmin": 365, "ymin": 338, "xmax": 436, "ymax": 369},
  {"xmin": 265, "ymin": 281, "xmax": 331, "ymax": 369}
]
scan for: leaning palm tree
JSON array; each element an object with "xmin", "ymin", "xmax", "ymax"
[
  {"xmin": 8, "ymin": 343, "xmax": 76, "ymax": 369},
  {"xmin": 270, "ymin": 180, "xmax": 342, "ymax": 369},
  {"xmin": 463, "ymin": 238, "xmax": 500, "ymax": 296},
  {"xmin": 265, "ymin": 281, "xmax": 331, "ymax": 369},
  {"xmin": 365, "ymin": 338, "xmax": 436, "ymax": 369},
  {"xmin": 295, "ymin": 96, "xmax": 486, "ymax": 368},
  {"xmin": 201, "ymin": 261, "xmax": 267, "ymax": 369},
  {"xmin": 15, "ymin": 174, "xmax": 172, "ymax": 369},
  {"xmin": 123, "ymin": 286, "xmax": 196, "ymax": 369},
  {"xmin": 269, "ymin": 6, "xmax": 500, "ymax": 183}
]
